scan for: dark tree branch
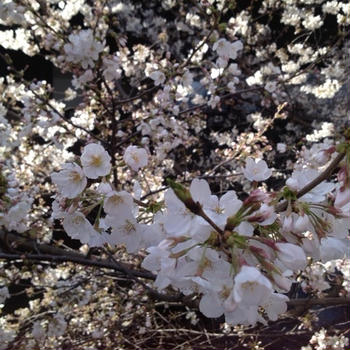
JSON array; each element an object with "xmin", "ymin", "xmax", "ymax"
[
  {"xmin": 287, "ymin": 297, "xmax": 350, "ymax": 307},
  {"xmin": 0, "ymin": 230, "xmax": 155, "ymax": 280},
  {"xmin": 1, "ymin": 230, "xmax": 349, "ymax": 310},
  {"xmin": 178, "ymin": 87, "xmax": 263, "ymax": 116},
  {"xmin": 276, "ymin": 151, "xmax": 346, "ymax": 212}
]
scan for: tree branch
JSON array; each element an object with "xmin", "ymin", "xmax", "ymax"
[
  {"xmin": 178, "ymin": 87, "xmax": 263, "ymax": 116},
  {"xmin": 287, "ymin": 297, "xmax": 350, "ymax": 307},
  {"xmin": 1, "ymin": 231, "xmax": 348, "ymax": 311},
  {"xmin": 276, "ymin": 151, "xmax": 345, "ymax": 212},
  {"xmin": 0, "ymin": 230, "xmax": 155, "ymax": 280}
]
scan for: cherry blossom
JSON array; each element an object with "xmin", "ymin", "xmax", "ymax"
[
  {"xmin": 149, "ymin": 71, "xmax": 166, "ymax": 86},
  {"xmin": 63, "ymin": 29, "xmax": 104, "ymax": 69},
  {"xmin": 51, "ymin": 163, "xmax": 87, "ymax": 199},
  {"xmin": 103, "ymin": 190, "xmax": 134, "ymax": 215},
  {"xmin": 233, "ymin": 266, "xmax": 273, "ymax": 306},
  {"xmin": 213, "ymin": 39, "xmax": 243, "ymax": 60},
  {"xmin": 286, "ymin": 169, "xmax": 335, "ymax": 203},
  {"xmin": 123, "ymin": 145, "xmax": 149, "ymax": 171},
  {"xmin": 242, "ymin": 158, "xmax": 272, "ymax": 182},
  {"xmin": 105, "ymin": 207, "xmax": 145, "ymax": 253},
  {"xmin": 63, "ymin": 212, "xmax": 105, "ymax": 246},
  {"xmin": 275, "ymin": 242, "xmax": 307, "ymax": 271},
  {"xmin": 80, "ymin": 143, "xmax": 111, "ymax": 179},
  {"xmin": 0, "ymin": 0, "xmax": 349, "ymax": 342}
]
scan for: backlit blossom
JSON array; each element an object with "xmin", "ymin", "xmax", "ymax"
[
  {"xmin": 242, "ymin": 158, "xmax": 272, "ymax": 182},
  {"xmin": 276, "ymin": 243, "xmax": 307, "ymax": 271},
  {"xmin": 123, "ymin": 145, "xmax": 148, "ymax": 171},
  {"xmin": 103, "ymin": 190, "xmax": 133, "ymax": 214},
  {"xmin": 106, "ymin": 208, "xmax": 144, "ymax": 253},
  {"xmin": 213, "ymin": 39, "xmax": 243, "ymax": 60},
  {"xmin": 51, "ymin": 163, "xmax": 87, "ymax": 199},
  {"xmin": 286, "ymin": 169, "xmax": 334, "ymax": 203},
  {"xmin": 149, "ymin": 71, "xmax": 166, "ymax": 86},
  {"xmin": 64, "ymin": 29, "xmax": 104, "ymax": 69},
  {"xmin": 63, "ymin": 212, "xmax": 104, "ymax": 246},
  {"xmin": 263, "ymin": 293, "xmax": 289, "ymax": 321},
  {"xmin": 81, "ymin": 143, "xmax": 111, "ymax": 179},
  {"xmin": 233, "ymin": 266, "xmax": 273, "ymax": 306}
]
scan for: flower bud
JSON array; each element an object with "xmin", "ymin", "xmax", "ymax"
[{"xmin": 243, "ymin": 189, "xmax": 269, "ymax": 206}]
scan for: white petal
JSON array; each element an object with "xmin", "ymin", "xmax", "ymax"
[{"xmin": 199, "ymin": 293, "xmax": 224, "ymax": 318}]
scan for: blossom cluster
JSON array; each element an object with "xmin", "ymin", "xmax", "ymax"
[
  {"xmin": 0, "ymin": 0, "xmax": 349, "ymax": 347},
  {"xmin": 47, "ymin": 141, "xmax": 349, "ymax": 326}
]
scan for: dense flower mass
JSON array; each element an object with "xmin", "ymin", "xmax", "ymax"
[
  {"xmin": 47, "ymin": 141, "xmax": 350, "ymax": 326},
  {"xmin": 0, "ymin": 0, "xmax": 349, "ymax": 348},
  {"xmin": 63, "ymin": 29, "xmax": 105, "ymax": 69}
]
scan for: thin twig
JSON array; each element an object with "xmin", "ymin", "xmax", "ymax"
[
  {"xmin": 178, "ymin": 87, "xmax": 263, "ymax": 116},
  {"xmin": 30, "ymin": 88, "xmax": 107, "ymax": 145},
  {"xmin": 115, "ymin": 86, "xmax": 158, "ymax": 104}
]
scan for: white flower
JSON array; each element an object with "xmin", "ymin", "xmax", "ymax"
[
  {"xmin": 72, "ymin": 69, "xmax": 94, "ymax": 89},
  {"xmin": 96, "ymin": 182, "xmax": 112, "ymax": 194},
  {"xmin": 51, "ymin": 163, "xmax": 87, "ymax": 198},
  {"xmin": 32, "ymin": 321, "xmax": 45, "ymax": 341},
  {"xmin": 213, "ymin": 39, "xmax": 243, "ymax": 60},
  {"xmin": 102, "ymin": 55, "xmax": 122, "ymax": 81},
  {"xmin": 276, "ymin": 243, "xmax": 307, "ymax": 271},
  {"xmin": 182, "ymin": 70, "xmax": 193, "ymax": 86},
  {"xmin": 294, "ymin": 214, "xmax": 311, "ymax": 233},
  {"xmin": 242, "ymin": 158, "xmax": 272, "ymax": 182},
  {"xmin": 265, "ymin": 81, "xmax": 277, "ymax": 93},
  {"xmin": 263, "ymin": 293, "xmax": 289, "ymax": 321},
  {"xmin": 80, "ymin": 143, "xmax": 111, "ymax": 179},
  {"xmin": 248, "ymin": 204, "xmax": 277, "ymax": 226},
  {"xmin": 320, "ymin": 237, "xmax": 348, "ymax": 262},
  {"xmin": 323, "ymin": 1, "xmax": 341, "ymax": 15},
  {"xmin": 228, "ymin": 63, "xmax": 241, "ymax": 75},
  {"xmin": 277, "ymin": 143, "xmax": 287, "ymax": 153},
  {"xmin": 103, "ymin": 190, "xmax": 133, "ymax": 215},
  {"xmin": 64, "ymin": 29, "xmax": 104, "ymax": 69},
  {"xmin": 225, "ymin": 304, "xmax": 260, "ymax": 326},
  {"xmin": 271, "ymin": 272, "xmax": 293, "ymax": 291},
  {"xmin": 286, "ymin": 169, "xmax": 334, "ymax": 203},
  {"xmin": 105, "ymin": 208, "xmax": 144, "ymax": 253},
  {"xmin": 165, "ymin": 180, "xmax": 214, "ymax": 237},
  {"xmin": 63, "ymin": 212, "xmax": 104, "ymax": 246},
  {"xmin": 195, "ymin": 267, "xmax": 235, "ymax": 318},
  {"xmin": 205, "ymin": 190, "xmax": 243, "ymax": 227},
  {"xmin": 334, "ymin": 187, "xmax": 350, "ymax": 211},
  {"xmin": 47, "ymin": 313, "xmax": 67, "ymax": 338},
  {"xmin": 123, "ymin": 145, "xmax": 148, "ymax": 171},
  {"xmin": 50, "ymin": 195, "xmax": 66, "ymax": 220},
  {"xmin": 199, "ymin": 290, "xmax": 227, "ymax": 319},
  {"xmin": 1, "ymin": 199, "xmax": 31, "ymax": 233},
  {"xmin": 233, "ymin": 266, "xmax": 273, "ymax": 306},
  {"xmin": 302, "ymin": 14, "xmax": 323, "ymax": 30},
  {"xmin": 149, "ymin": 71, "xmax": 166, "ymax": 86},
  {"xmin": 141, "ymin": 243, "xmax": 171, "ymax": 272},
  {"xmin": 189, "ymin": 178, "xmax": 212, "ymax": 206}
]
